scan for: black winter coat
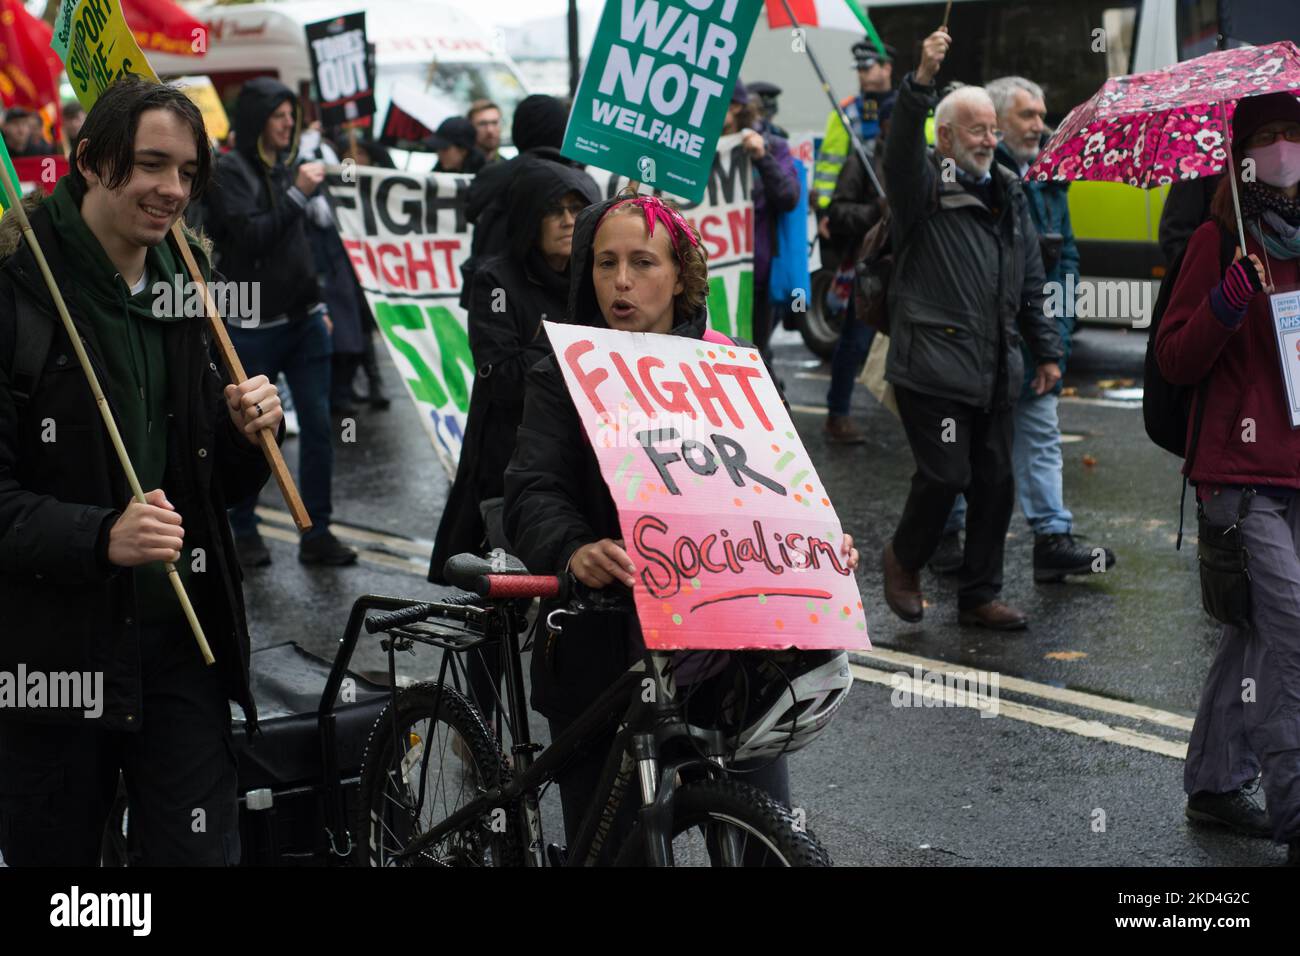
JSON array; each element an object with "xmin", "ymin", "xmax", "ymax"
[
  {"xmin": 883, "ymin": 74, "xmax": 1062, "ymax": 410},
  {"xmin": 0, "ymin": 196, "xmax": 271, "ymax": 730},
  {"xmin": 429, "ymin": 160, "xmax": 600, "ymax": 582},
  {"xmin": 206, "ymin": 78, "xmax": 321, "ymax": 323},
  {"xmin": 504, "ymin": 194, "xmax": 762, "ymax": 720}
]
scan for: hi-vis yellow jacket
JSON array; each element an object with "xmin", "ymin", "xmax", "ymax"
[{"xmin": 811, "ymin": 92, "xmax": 894, "ymax": 211}]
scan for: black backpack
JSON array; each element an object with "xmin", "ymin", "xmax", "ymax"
[{"xmin": 1142, "ymin": 224, "xmax": 1236, "ymax": 546}]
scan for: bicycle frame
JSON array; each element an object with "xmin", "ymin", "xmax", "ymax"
[{"xmin": 393, "ymin": 631, "xmax": 734, "ymax": 867}]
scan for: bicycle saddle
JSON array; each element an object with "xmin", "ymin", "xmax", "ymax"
[{"xmin": 443, "ymin": 549, "xmax": 530, "ymax": 590}]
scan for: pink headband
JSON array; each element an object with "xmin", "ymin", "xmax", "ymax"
[{"xmin": 595, "ymin": 195, "xmax": 700, "ymax": 266}]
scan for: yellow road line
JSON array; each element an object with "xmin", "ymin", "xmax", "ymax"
[
  {"xmin": 258, "ymin": 524, "xmax": 428, "ymax": 576},
  {"xmin": 256, "ymin": 506, "xmax": 432, "ymax": 558}
]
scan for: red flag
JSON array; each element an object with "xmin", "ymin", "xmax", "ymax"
[
  {"xmin": 121, "ymin": 0, "xmax": 208, "ymax": 57},
  {"xmin": 0, "ymin": 0, "xmax": 63, "ymax": 144}
]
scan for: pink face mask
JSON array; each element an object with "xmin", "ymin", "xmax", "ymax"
[{"xmin": 1245, "ymin": 139, "xmax": 1300, "ymax": 188}]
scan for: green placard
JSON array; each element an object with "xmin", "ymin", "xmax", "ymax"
[{"xmin": 562, "ymin": 0, "xmax": 762, "ymax": 203}]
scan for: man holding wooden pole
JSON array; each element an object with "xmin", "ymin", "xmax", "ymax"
[{"xmin": 0, "ymin": 78, "xmax": 280, "ymax": 865}]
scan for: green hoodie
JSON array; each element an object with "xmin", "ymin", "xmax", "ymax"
[{"xmin": 46, "ymin": 179, "xmax": 208, "ymax": 628}]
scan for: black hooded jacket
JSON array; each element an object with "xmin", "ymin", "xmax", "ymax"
[
  {"xmin": 206, "ymin": 78, "xmax": 321, "ymax": 323},
  {"xmin": 458, "ymin": 147, "xmax": 598, "ymax": 309},
  {"xmin": 503, "ymin": 196, "xmax": 747, "ymax": 721},
  {"xmin": 0, "ymin": 192, "xmax": 271, "ymax": 730},
  {"xmin": 428, "ymin": 160, "xmax": 600, "ymax": 582}
]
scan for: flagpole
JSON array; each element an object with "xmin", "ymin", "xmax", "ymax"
[
  {"xmin": 779, "ymin": 0, "xmax": 887, "ymax": 200},
  {"xmin": 0, "ymin": 171, "xmax": 215, "ymax": 666}
]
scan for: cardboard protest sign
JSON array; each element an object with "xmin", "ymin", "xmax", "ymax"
[
  {"xmin": 52, "ymin": 0, "xmax": 159, "ymax": 110},
  {"xmin": 544, "ymin": 321, "xmax": 868, "ymax": 651},
  {"xmin": 562, "ymin": 0, "xmax": 763, "ymax": 203},
  {"xmin": 305, "ymin": 13, "xmax": 376, "ymax": 127},
  {"xmin": 328, "ymin": 135, "xmax": 755, "ymax": 476}
]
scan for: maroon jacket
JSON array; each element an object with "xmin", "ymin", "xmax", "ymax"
[{"xmin": 1156, "ymin": 220, "xmax": 1300, "ymax": 487}]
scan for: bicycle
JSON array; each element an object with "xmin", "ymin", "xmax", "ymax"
[{"xmin": 352, "ymin": 551, "xmax": 847, "ymax": 867}]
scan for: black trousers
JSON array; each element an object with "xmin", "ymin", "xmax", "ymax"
[
  {"xmin": 0, "ymin": 624, "xmax": 240, "ymax": 866},
  {"xmin": 892, "ymin": 385, "xmax": 1015, "ymax": 610}
]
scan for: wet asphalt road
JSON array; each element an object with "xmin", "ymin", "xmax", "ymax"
[{"xmin": 236, "ymin": 324, "xmax": 1290, "ymax": 866}]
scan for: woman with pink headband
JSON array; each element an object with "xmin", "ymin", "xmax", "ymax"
[{"xmin": 501, "ymin": 191, "xmax": 860, "ymax": 857}]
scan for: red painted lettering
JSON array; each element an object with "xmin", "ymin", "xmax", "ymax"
[
  {"xmin": 679, "ymin": 361, "xmax": 742, "ymax": 429},
  {"xmin": 714, "ymin": 363, "xmax": 772, "ymax": 430},
  {"xmin": 563, "ymin": 340, "xmax": 609, "ymax": 416}
]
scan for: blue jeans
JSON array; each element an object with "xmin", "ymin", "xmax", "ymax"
[
  {"xmin": 944, "ymin": 392, "xmax": 1072, "ymax": 536},
  {"xmin": 227, "ymin": 317, "xmax": 334, "ymax": 540},
  {"xmin": 826, "ymin": 316, "xmax": 875, "ymax": 417}
]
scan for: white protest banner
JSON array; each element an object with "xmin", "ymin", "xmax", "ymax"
[
  {"xmin": 329, "ymin": 134, "xmax": 755, "ymax": 475},
  {"xmin": 544, "ymin": 320, "xmax": 868, "ymax": 651}
]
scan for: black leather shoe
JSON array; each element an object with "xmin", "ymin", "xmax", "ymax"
[
  {"xmin": 1034, "ymin": 533, "xmax": 1116, "ymax": 582},
  {"xmin": 928, "ymin": 531, "xmax": 963, "ymax": 575},
  {"xmin": 235, "ymin": 532, "xmax": 271, "ymax": 569},
  {"xmin": 299, "ymin": 531, "xmax": 358, "ymax": 566},
  {"xmin": 1185, "ymin": 780, "xmax": 1271, "ymax": 838}
]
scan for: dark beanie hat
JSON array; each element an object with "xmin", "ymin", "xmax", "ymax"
[
  {"xmin": 731, "ymin": 79, "xmax": 750, "ymax": 106},
  {"xmin": 513, "ymin": 94, "xmax": 570, "ymax": 152},
  {"xmin": 1232, "ymin": 92, "xmax": 1300, "ymax": 145}
]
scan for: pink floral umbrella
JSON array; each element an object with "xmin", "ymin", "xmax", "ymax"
[{"xmin": 1027, "ymin": 40, "xmax": 1300, "ymax": 189}]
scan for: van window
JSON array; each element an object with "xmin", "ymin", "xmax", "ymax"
[
  {"xmin": 869, "ymin": 0, "xmax": 1140, "ymax": 123},
  {"xmin": 374, "ymin": 61, "xmax": 528, "ymax": 145},
  {"xmin": 1177, "ymin": 0, "xmax": 1219, "ymax": 58}
]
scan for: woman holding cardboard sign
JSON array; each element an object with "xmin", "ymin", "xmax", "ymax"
[{"xmin": 503, "ymin": 192, "xmax": 860, "ymax": 858}]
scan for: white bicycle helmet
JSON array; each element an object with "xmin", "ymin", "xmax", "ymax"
[{"xmin": 720, "ymin": 650, "xmax": 853, "ymax": 760}]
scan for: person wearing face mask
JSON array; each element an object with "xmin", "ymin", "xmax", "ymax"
[
  {"xmin": 503, "ymin": 194, "xmax": 861, "ymax": 856},
  {"xmin": 878, "ymin": 28, "xmax": 1063, "ymax": 632},
  {"xmin": 1157, "ymin": 92, "xmax": 1300, "ymax": 865}
]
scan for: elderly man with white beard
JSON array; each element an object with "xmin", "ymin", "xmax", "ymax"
[
  {"xmin": 879, "ymin": 27, "xmax": 1064, "ymax": 631},
  {"xmin": 928, "ymin": 76, "xmax": 1117, "ymax": 587}
]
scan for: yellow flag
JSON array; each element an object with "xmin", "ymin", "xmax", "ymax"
[{"xmin": 51, "ymin": 0, "xmax": 159, "ymax": 111}]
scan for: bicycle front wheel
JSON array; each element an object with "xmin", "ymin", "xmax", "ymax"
[
  {"xmin": 354, "ymin": 682, "xmax": 522, "ymax": 867},
  {"xmin": 613, "ymin": 778, "xmax": 831, "ymax": 867}
]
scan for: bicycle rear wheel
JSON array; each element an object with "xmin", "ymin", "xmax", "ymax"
[
  {"xmin": 613, "ymin": 778, "xmax": 831, "ymax": 867},
  {"xmin": 354, "ymin": 682, "xmax": 522, "ymax": 866}
]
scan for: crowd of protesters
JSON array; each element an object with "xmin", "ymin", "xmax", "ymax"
[{"xmin": 4, "ymin": 8, "xmax": 1300, "ymax": 869}]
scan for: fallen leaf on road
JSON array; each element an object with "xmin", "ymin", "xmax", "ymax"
[
  {"xmin": 1082, "ymin": 454, "xmax": 1097, "ymax": 468},
  {"xmin": 1096, "ymin": 378, "xmax": 1135, "ymax": 389},
  {"xmin": 1045, "ymin": 651, "xmax": 1088, "ymax": 661},
  {"xmin": 1060, "ymin": 386, "xmax": 1078, "ymax": 397}
]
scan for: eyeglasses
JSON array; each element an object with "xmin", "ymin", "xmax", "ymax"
[
  {"xmin": 544, "ymin": 201, "xmax": 586, "ymax": 220},
  {"xmin": 945, "ymin": 123, "xmax": 1003, "ymax": 141},
  {"xmin": 1245, "ymin": 126, "xmax": 1300, "ymax": 148}
]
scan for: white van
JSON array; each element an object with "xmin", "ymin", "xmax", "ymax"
[{"xmin": 149, "ymin": 0, "xmax": 531, "ymax": 165}]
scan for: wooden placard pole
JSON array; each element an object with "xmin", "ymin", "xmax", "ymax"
[{"xmin": 169, "ymin": 222, "xmax": 312, "ymax": 532}]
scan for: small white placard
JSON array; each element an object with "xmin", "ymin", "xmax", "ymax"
[{"xmin": 1270, "ymin": 290, "xmax": 1300, "ymax": 429}]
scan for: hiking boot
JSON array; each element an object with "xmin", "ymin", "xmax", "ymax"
[
  {"xmin": 825, "ymin": 415, "xmax": 866, "ymax": 445},
  {"xmin": 299, "ymin": 531, "xmax": 358, "ymax": 566},
  {"xmin": 1034, "ymin": 532, "xmax": 1116, "ymax": 583},
  {"xmin": 958, "ymin": 601, "xmax": 1028, "ymax": 630},
  {"xmin": 1186, "ymin": 780, "xmax": 1271, "ymax": 838},
  {"xmin": 882, "ymin": 541, "xmax": 923, "ymax": 623},
  {"xmin": 235, "ymin": 532, "xmax": 271, "ymax": 569},
  {"xmin": 928, "ymin": 532, "xmax": 963, "ymax": 575}
]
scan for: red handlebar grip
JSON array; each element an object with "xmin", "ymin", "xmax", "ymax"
[{"xmin": 484, "ymin": 575, "xmax": 561, "ymax": 599}]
